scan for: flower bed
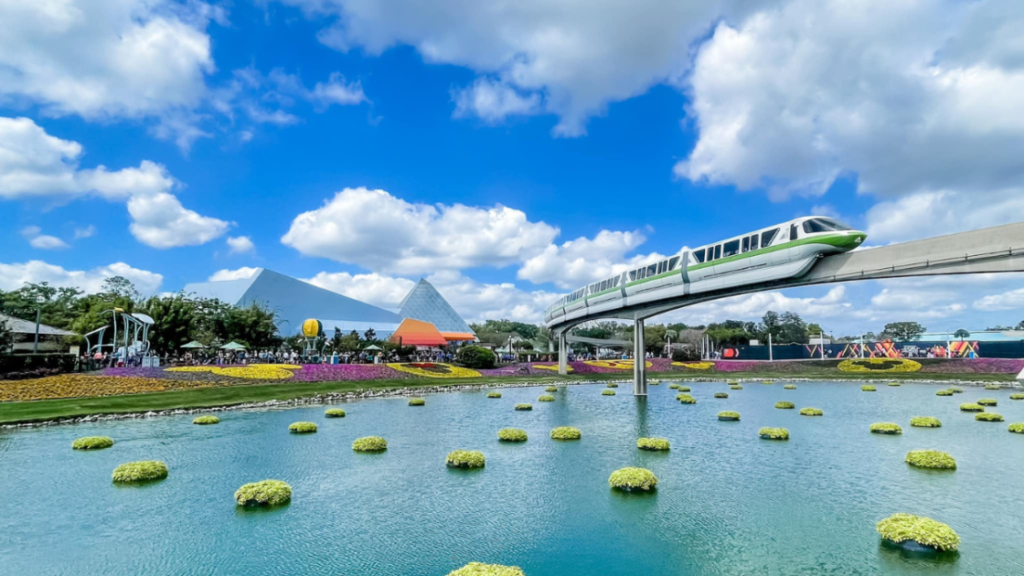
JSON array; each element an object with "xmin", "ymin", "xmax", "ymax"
[
  {"xmin": 601, "ymin": 389, "xmax": 616, "ymax": 396},
  {"xmin": 389, "ymin": 363, "xmax": 481, "ymax": 379},
  {"xmin": 514, "ymin": 403, "xmax": 532, "ymax": 411},
  {"xmin": 166, "ymin": 364, "xmax": 300, "ymax": 380},
  {"xmin": 977, "ymin": 398, "xmax": 998, "ymax": 406},
  {"xmin": 497, "ymin": 428, "xmax": 527, "ymax": 442},
  {"xmin": 714, "ymin": 392, "xmax": 728, "ymax": 399},
  {"xmin": 0, "ymin": 373, "xmax": 231, "ymax": 402},
  {"xmin": 608, "ymin": 467, "xmax": 658, "ymax": 491},
  {"xmin": 910, "ymin": 416, "xmax": 941, "ymax": 428},
  {"xmin": 72, "ymin": 436, "xmax": 114, "ymax": 450},
  {"xmin": 784, "ymin": 384, "xmax": 796, "ymax": 390},
  {"xmin": 637, "ymin": 437, "xmax": 670, "ymax": 451},
  {"xmin": 905, "ymin": 450, "xmax": 956, "ymax": 470},
  {"xmin": 324, "ymin": 408, "xmax": 346, "ymax": 418},
  {"xmin": 759, "ymin": 427, "xmax": 789, "ymax": 440},
  {"xmin": 193, "ymin": 415, "xmax": 220, "ymax": 425},
  {"xmin": 289, "ymin": 422, "xmax": 317, "ymax": 434},
  {"xmin": 959, "ymin": 403, "xmax": 984, "ymax": 412},
  {"xmin": 531, "ymin": 363, "xmax": 572, "ymax": 373},
  {"xmin": 1009, "ymin": 423, "xmax": 1024, "ymax": 434},
  {"xmin": 775, "ymin": 401, "xmax": 795, "ymax": 409},
  {"xmin": 676, "ymin": 394, "xmax": 696, "ymax": 404},
  {"xmin": 919, "ymin": 358, "xmax": 1024, "ymax": 374},
  {"xmin": 876, "ymin": 513, "xmax": 960, "ymax": 552},
  {"xmin": 976, "ymin": 413, "xmax": 1004, "ymax": 422},
  {"xmin": 487, "ymin": 392, "xmax": 502, "ymax": 398},
  {"xmin": 870, "ymin": 423, "xmax": 902, "ymax": 435},
  {"xmin": 538, "ymin": 394, "xmax": 555, "ymax": 402},
  {"xmin": 861, "ymin": 385, "xmax": 877, "ymax": 392},
  {"xmin": 291, "ymin": 363, "xmax": 406, "ymax": 382},
  {"xmin": 672, "ymin": 361, "xmax": 714, "ymax": 370},
  {"xmin": 446, "ymin": 563, "xmax": 525, "ymax": 576},
  {"xmin": 408, "ymin": 397, "xmax": 426, "ymax": 406},
  {"xmin": 112, "ymin": 460, "xmax": 168, "ymax": 483},
  {"xmin": 839, "ymin": 358, "xmax": 922, "ymax": 373},
  {"xmin": 446, "ymin": 450, "xmax": 485, "ymax": 469},
  {"xmin": 584, "ymin": 359, "xmax": 651, "ymax": 371},
  {"xmin": 235, "ymin": 480, "xmax": 292, "ymax": 506},
  {"xmin": 800, "ymin": 407, "xmax": 823, "ymax": 416},
  {"xmin": 352, "ymin": 436, "xmax": 387, "ymax": 452},
  {"xmin": 718, "ymin": 411, "xmax": 740, "ymax": 421},
  {"xmin": 544, "ymin": 386, "xmax": 558, "ymax": 392},
  {"xmin": 550, "ymin": 426, "xmax": 581, "ymax": 440},
  {"xmin": 936, "ymin": 389, "xmax": 954, "ymax": 396}
]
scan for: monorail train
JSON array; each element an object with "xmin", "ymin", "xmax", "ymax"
[{"xmin": 544, "ymin": 216, "xmax": 866, "ymax": 325}]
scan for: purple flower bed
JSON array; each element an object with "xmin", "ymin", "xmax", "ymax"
[
  {"xmin": 290, "ymin": 363, "xmax": 408, "ymax": 381},
  {"xmin": 918, "ymin": 358, "xmax": 1024, "ymax": 374},
  {"xmin": 103, "ymin": 367, "xmax": 174, "ymax": 378}
]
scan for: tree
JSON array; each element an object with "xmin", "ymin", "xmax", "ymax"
[
  {"xmin": 759, "ymin": 311, "xmax": 782, "ymax": 341},
  {"xmin": 953, "ymin": 328, "xmax": 971, "ymax": 341},
  {"xmin": 0, "ymin": 318, "xmax": 12, "ymax": 356},
  {"xmin": 778, "ymin": 312, "xmax": 809, "ymax": 344},
  {"xmin": 101, "ymin": 276, "xmax": 140, "ymax": 300},
  {"xmin": 363, "ymin": 328, "xmax": 377, "ymax": 342},
  {"xmin": 469, "ymin": 320, "xmax": 539, "ymax": 340},
  {"xmin": 665, "ymin": 328, "xmax": 678, "ymax": 352},
  {"xmin": 1017, "ymin": 321, "xmax": 1024, "ymax": 330},
  {"xmin": 882, "ymin": 321, "xmax": 926, "ymax": 342},
  {"xmin": 807, "ymin": 323, "xmax": 824, "ymax": 336}
]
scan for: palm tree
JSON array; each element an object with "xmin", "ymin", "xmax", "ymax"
[{"xmin": 665, "ymin": 329, "xmax": 678, "ymax": 356}]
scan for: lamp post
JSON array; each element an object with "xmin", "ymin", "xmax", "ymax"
[{"xmin": 33, "ymin": 295, "xmax": 44, "ymax": 353}]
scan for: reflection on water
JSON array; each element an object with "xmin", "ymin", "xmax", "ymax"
[{"xmin": 0, "ymin": 381, "xmax": 1022, "ymax": 576}]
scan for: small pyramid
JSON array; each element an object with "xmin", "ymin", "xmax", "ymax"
[{"xmin": 398, "ymin": 279, "xmax": 474, "ymax": 336}]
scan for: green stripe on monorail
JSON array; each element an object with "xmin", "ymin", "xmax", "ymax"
[
  {"xmin": 587, "ymin": 286, "xmax": 621, "ymax": 298},
  {"xmin": 624, "ymin": 232, "xmax": 865, "ymax": 288}
]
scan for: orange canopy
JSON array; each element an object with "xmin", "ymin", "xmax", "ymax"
[
  {"xmin": 389, "ymin": 318, "xmax": 448, "ymax": 347},
  {"xmin": 441, "ymin": 332, "xmax": 477, "ymax": 342}
]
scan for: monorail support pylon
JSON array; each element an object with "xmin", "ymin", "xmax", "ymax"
[
  {"xmin": 557, "ymin": 331, "xmax": 568, "ymax": 376},
  {"xmin": 633, "ymin": 319, "xmax": 647, "ymax": 396}
]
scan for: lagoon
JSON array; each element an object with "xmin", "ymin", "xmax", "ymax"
[{"xmin": 1, "ymin": 381, "xmax": 1023, "ymax": 575}]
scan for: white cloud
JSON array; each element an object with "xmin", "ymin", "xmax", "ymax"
[
  {"xmin": 974, "ymin": 288, "xmax": 1024, "ymax": 311},
  {"xmin": 282, "ymin": 187, "xmax": 559, "ymax": 274},
  {"xmin": 517, "ymin": 230, "xmax": 669, "ymax": 289},
  {"xmin": 452, "ymin": 78, "xmax": 541, "ymax": 124},
  {"xmin": 671, "ymin": 286, "xmax": 852, "ymax": 326},
  {"xmin": 0, "ymin": 0, "xmax": 218, "ymax": 146},
  {"xmin": 0, "ymin": 260, "xmax": 163, "ymax": 294},
  {"xmin": 310, "ymin": 72, "xmax": 367, "ymax": 107},
  {"xmin": 305, "ymin": 271, "xmax": 416, "ymax": 309},
  {"xmin": 865, "ymin": 188, "xmax": 1024, "ymax": 244},
  {"xmin": 226, "ymin": 235, "xmax": 255, "ymax": 254},
  {"xmin": 208, "ymin": 267, "xmax": 261, "ymax": 282},
  {"xmin": 0, "ymin": 116, "xmax": 228, "ymax": 248},
  {"xmin": 20, "ymin": 225, "xmax": 68, "ymax": 249},
  {"xmin": 73, "ymin": 225, "xmax": 96, "ymax": 239}
]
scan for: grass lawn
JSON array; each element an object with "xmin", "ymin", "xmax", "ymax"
[{"xmin": 0, "ymin": 369, "xmax": 1016, "ymax": 425}]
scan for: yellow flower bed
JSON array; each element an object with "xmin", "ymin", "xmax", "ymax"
[
  {"xmin": 671, "ymin": 361, "xmax": 715, "ymax": 370},
  {"xmin": 532, "ymin": 364, "xmax": 573, "ymax": 373},
  {"xmin": 387, "ymin": 363, "xmax": 482, "ymax": 378},
  {"xmin": 165, "ymin": 364, "xmax": 300, "ymax": 380},
  {"xmin": 0, "ymin": 374, "xmax": 230, "ymax": 402},
  {"xmin": 584, "ymin": 359, "xmax": 652, "ymax": 370},
  {"xmin": 837, "ymin": 358, "xmax": 922, "ymax": 373}
]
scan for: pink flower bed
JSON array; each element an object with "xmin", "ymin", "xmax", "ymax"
[
  {"xmin": 290, "ymin": 363, "xmax": 407, "ymax": 381},
  {"xmin": 918, "ymin": 358, "xmax": 1024, "ymax": 374}
]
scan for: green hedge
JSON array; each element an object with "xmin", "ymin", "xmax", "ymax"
[
  {"xmin": 910, "ymin": 416, "xmax": 941, "ymax": 428},
  {"xmin": 539, "ymin": 394, "xmax": 556, "ymax": 402},
  {"xmin": 606, "ymin": 382, "xmax": 619, "ymax": 388},
  {"xmin": 408, "ymin": 397, "xmax": 426, "ymax": 406},
  {"xmin": 905, "ymin": 450, "xmax": 956, "ymax": 470},
  {"xmin": 977, "ymin": 398, "xmax": 997, "ymax": 406},
  {"xmin": 862, "ymin": 385, "xmax": 877, "ymax": 392},
  {"xmin": 193, "ymin": 415, "xmax": 220, "ymax": 425},
  {"xmin": 550, "ymin": 426, "xmax": 581, "ymax": 440},
  {"xmin": 72, "ymin": 436, "xmax": 114, "ymax": 450},
  {"xmin": 714, "ymin": 392, "xmax": 728, "ymax": 399},
  {"xmin": 608, "ymin": 467, "xmax": 658, "ymax": 491},
  {"xmin": 677, "ymin": 394, "xmax": 696, "ymax": 404},
  {"xmin": 497, "ymin": 428, "xmax": 527, "ymax": 442},
  {"xmin": 784, "ymin": 384, "xmax": 797, "ymax": 390},
  {"xmin": 446, "ymin": 562, "xmax": 525, "ymax": 576},
  {"xmin": 876, "ymin": 513, "xmax": 960, "ymax": 552},
  {"xmin": 799, "ymin": 407, "xmax": 823, "ymax": 416},
  {"xmin": 1009, "ymin": 423, "xmax": 1024, "ymax": 434},
  {"xmin": 325, "ymin": 408, "xmax": 346, "ymax": 418},
  {"xmin": 637, "ymin": 437, "xmax": 670, "ymax": 451},
  {"xmin": 514, "ymin": 403, "xmax": 533, "ymax": 411},
  {"xmin": 446, "ymin": 450, "xmax": 486, "ymax": 469},
  {"xmin": 235, "ymin": 480, "xmax": 292, "ymax": 506},
  {"xmin": 352, "ymin": 436, "xmax": 388, "ymax": 452},
  {"xmin": 112, "ymin": 460, "xmax": 168, "ymax": 483},
  {"xmin": 759, "ymin": 427, "xmax": 789, "ymax": 440},
  {"xmin": 936, "ymin": 389, "xmax": 954, "ymax": 396},
  {"xmin": 487, "ymin": 392, "xmax": 502, "ymax": 398},
  {"xmin": 718, "ymin": 411, "xmax": 740, "ymax": 421},
  {"xmin": 456, "ymin": 345, "xmax": 497, "ymax": 369},
  {"xmin": 959, "ymin": 403, "xmax": 984, "ymax": 412},
  {"xmin": 976, "ymin": 412, "xmax": 1004, "ymax": 422},
  {"xmin": 601, "ymin": 389, "xmax": 616, "ymax": 396},
  {"xmin": 870, "ymin": 422, "xmax": 902, "ymax": 435},
  {"xmin": 775, "ymin": 401, "xmax": 795, "ymax": 409},
  {"xmin": 544, "ymin": 386, "xmax": 558, "ymax": 392},
  {"xmin": 289, "ymin": 422, "xmax": 317, "ymax": 434}
]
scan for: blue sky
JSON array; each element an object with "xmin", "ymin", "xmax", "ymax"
[{"xmin": 2, "ymin": 0, "xmax": 1024, "ymax": 336}]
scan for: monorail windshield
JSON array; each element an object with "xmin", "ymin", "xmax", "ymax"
[{"xmin": 803, "ymin": 218, "xmax": 852, "ymax": 233}]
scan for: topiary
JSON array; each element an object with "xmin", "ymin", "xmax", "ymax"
[
  {"xmin": 112, "ymin": 460, "xmax": 168, "ymax": 483},
  {"xmin": 289, "ymin": 422, "xmax": 317, "ymax": 434},
  {"xmin": 730, "ymin": 385, "xmax": 743, "ymax": 390},
  {"xmin": 784, "ymin": 384, "xmax": 796, "ymax": 390},
  {"xmin": 539, "ymin": 394, "xmax": 556, "ymax": 402},
  {"xmin": 606, "ymin": 382, "xmax": 619, "ymax": 388},
  {"xmin": 487, "ymin": 391, "xmax": 502, "ymax": 398},
  {"xmin": 718, "ymin": 411, "xmax": 740, "ymax": 421},
  {"xmin": 446, "ymin": 450, "xmax": 485, "ymax": 469},
  {"xmin": 544, "ymin": 386, "xmax": 558, "ymax": 392},
  {"xmin": 910, "ymin": 416, "xmax": 941, "ymax": 428},
  {"xmin": 514, "ymin": 403, "xmax": 533, "ymax": 411},
  {"xmin": 1009, "ymin": 423, "xmax": 1024, "ymax": 434},
  {"xmin": 456, "ymin": 345, "xmax": 497, "ymax": 369},
  {"xmin": 235, "ymin": 480, "xmax": 292, "ymax": 506},
  {"xmin": 799, "ymin": 407, "xmax": 823, "ymax": 416},
  {"xmin": 408, "ymin": 397, "xmax": 426, "ymax": 406},
  {"xmin": 976, "ymin": 412, "xmax": 1004, "ymax": 422},
  {"xmin": 1011, "ymin": 394, "xmax": 1024, "ymax": 400},
  {"xmin": 759, "ymin": 427, "xmax": 789, "ymax": 440},
  {"xmin": 775, "ymin": 401, "xmax": 795, "ymax": 409},
  {"xmin": 935, "ymin": 389, "xmax": 954, "ymax": 396},
  {"xmin": 446, "ymin": 563, "xmax": 525, "ymax": 576},
  {"xmin": 601, "ymin": 389, "xmax": 616, "ymax": 396},
  {"xmin": 608, "ymin": 467, "xmax": 658, "ymax": 491},
  {"xmin": 714, "ymin": 392, "xmax": 728, "ymax": 399},
  {"xmin": 352, "ymin": 436, "xmax": 388, "ymax": 452},
  {"xmin": 862, "ymin": 385, "xmax": 877, "ymax": 392},
  {"xmin": 959, "ymin": 403, "xmax": 984, "ymax": 412},
  {"xmin": 905, "ymin": 450, "xmax": 956, "ymax": 470},
  {"xmin": 876, "ymin": 513, "xmax": 960, "ymax": 552},
  {"xmin": 985, "ymin": 384, "xmax": 1002, "ymax": 390},
  {"xmin": 550, "ymin": 426, "xmax": 581, "ymax": 440},
  {"xmin": 637, "ymin": 437, "xmax": 670, "ymax": 451},
  {"xmin": 888, "ymin": 382, "xmax": 901, "ymax": 387},
  {"xmin": 497, "ymin": 428, "xmax": 527, "ymax": 442},
  {"xmin": 72, "ymin": 436, "xmax": 114, "ymax": 450},
  {"xmin": 870, "ymin": 422, "xmax": 902, "ymax": 435},
  {"xmin": 668, "ymin": 384, "xmax": 680, "ymax": 390},
  {"xmin": 677, "ymin": 394, "xmax": 696, "ymax": 404},
  {"xmin": 977, "ymin": 398, "xmax": 997, "ymax": 406},
  {"xmin": 193, "ymin": 415, "xmax": 220, "ymax": 425},
  {"xmin": 324, "ymin": 408, "xmax": 346, "ymax": 418}
]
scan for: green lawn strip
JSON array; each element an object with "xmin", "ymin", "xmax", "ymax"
[{"xmin": 0, "ymin": 369, "xmax": 1014, "ymax": 424}]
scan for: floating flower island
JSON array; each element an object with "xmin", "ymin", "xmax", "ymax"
[
  {"xmin": 235, "ymin": 480, "xmax": 292, "ymax": 506},
  {"xmin": 609, "ymin": 467, "xmax": 658, "ymax": 492},
  {"xmin": 876, "ymin": 513, "xmax": 960, "ymax": 552}
]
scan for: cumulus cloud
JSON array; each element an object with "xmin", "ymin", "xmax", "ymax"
[
  {"xmin": 310, "ymin": 72, "xmax": 367, "ymax": 107},
  {"xmin": 208, "ymin": 267, "xmax": 261, "ymax": 281},
  {"xmin": 0, "ymin": 117, "xmax": 228, "ymax": 248},
  {"xmin": 865, "ymin": 189, "xmax": 1024, "ymax": 244},
  {"xmin": 517, "ymin": 230, "xmax": 670, "ymax": 289},
  {"xmin": 974, "ymin": 288, "xmax": 1024, "ymax": 311},
  {"xmin": 0, "ymin": 260, "xmax": 163, "ymax": 294},
  {"xmin": 282, "ymin": 187, "xmax": 559, "ymax": 274},
  {"xmin": 305, "ymin": 271, "xmax": 416, "ymax": 309},
  {"xmin": 669, "ymin": 286, "xmax": 852, "ymax": 326},
  {"xmin": 21, "ymin": 226, "xmax": 70, "ymax": 250},
  {"xmin": 226, "ymin": 236, "xmax": 255, "ymax": 254},
  {"xmin": 73, "ymin": 225, "xmax": 96, "ymax": 239},
  {"xmin": 452, "ymin": 78, "xmax": 541, "ymax": 124}
]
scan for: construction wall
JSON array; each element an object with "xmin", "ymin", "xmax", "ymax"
[{"xmin": 718, "ymin": 340, "xmax": 1024, "ymax": 360}]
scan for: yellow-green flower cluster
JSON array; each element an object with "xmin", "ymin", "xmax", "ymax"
[
  {"xmin": 193, "ymin": 415, "xmax": 220, "ymax": 425},
  {"xmin": 1009, "ymin": 423, "xmax": 1024, "ymax": 434},
  {"xmin": 714, "ymin": 392, "xmax": 728, "ymax": 399},
  {"xmin": 905, "ymin": 450, "xmax": 956, "ymax": 470},
  {"xmin": 408, "ymin": 397, "xmax": 426, "ymax": 406},
  {"xmin": 538, "ymin": 394, "xmax": 555, "ymax": 402},
  {"xmin": 800, "ymin": 407, "xmax": 823, "ymax": 416},
  {"xmin": 677, "ymin": 394, "xmax": 696, "ymax": 404},
  {"xmin": 759, "ymin": 427, "xmax": 789, "ymax": 440},
  {"xmin": 876, "ymin": 513, "xmax": 960, "ymax": 552},
  {"xmin": 959, "ymin": 403, "xmax": 984, "ymax": 412},
  {"xmin": 446, "ymin": 450, "xmax": 486, "ymax": 469},
  {"xmin": 977, "ymin": 398, "xmax": 998, "ymax": 406},
  {"xmin": 601, "ymin": 389, "xmax": 616, "ymax": 396},
  {"xmin": 352, "ymin": 436, "xmax": 388, "ymax": 452},
  {"xmin": 784, "ymin": 384, "xmax": 797, "ymax": 390},
  {"xmin": 544, "ymin": 386, "xmax": 558, "ymax": 392},
  {"xmin": 976, "ymin": 412, "xmax": 1004, "ymax": 422},
  {"xmin": 718, "ymin": 411, "xmax": 740, "ymax": 421},
  {"xmin": 446, "ymin": 562, "xmax": 525, "ymax": 576},
  {"xmin": 637, "ymin": 437, "xmax": 670, "ymax": 451},
  {"xmin": 514, "ymin": 403, "xmax": 532, "ymax": 411},
  {"xmin": 325, "ymin": 408, "xmax": 346, "ymax": 418},
  {"xmin": 497, "ymin": 428, "xmax": 527, "ymax": 442},
  {"xmin": 775, "ymin": 401, "xmax": 795, "ymax": 409},
  {"xmin": 550, "ymin": 426, "xmax": 581, "ymax": 440},
  {"xmin": 936, "ymin": 389, "xmax": 954, "ymax": 396},
  {"xmin": 112, "ymin": 460, "xmax": 168, "ymax": 483},
  {"xmin": 870, "ymin": 422, "xmax": 902, "ymax": 435},
  {"xmin": 862, "ymin": 385, "xmax": 877, "ymax": 392},
  {"xmin": 289, "ymin": 422, "xmax": 317, "ymax": 434},
  {"xmin": 608, "ymin": 467, "xmax": 658, "ymax": 491},
  {"xmin": 838, "ymin": 358, "xmax": 922, "ymax": 373},
  {"xmin": 910, "ymin": 416, "xmax": 941, "ymax": 428},
  {"xmin": 235, "ymin": 480, "xmax": 292, "ymax": 506},
  {"xmin": 487, "ymin": 391, "xmax": 502, "ymax": 398},
  {"xmin": 72, "ymin": 436, "xmax": 114, "ymax": 450}
]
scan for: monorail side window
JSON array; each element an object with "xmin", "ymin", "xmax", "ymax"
[
  {"xmin": 647, "ymin": 264, "xmax": 657, "ymax": 277},
  {"xmin": 751, "ymin": 235, "xmax": 759, "ymax": 250},
  {"xmin": 693, "ymin": 249, "xmax": 706, "ymax": 263},
  {"xmin": 629, "ymin": 271, "xmax": 636, "ymax": 281},
  {"xmin": 669, "ymin": 256, "xmax": 680, "ymax": 269},
  {"xmin": 714, "ymin": 245, "xmax": 722, "ymax": 260},
  {"xmin": 761, "ymin": 228, "xmax": 778, "ymax": 247},
  {"xmin": 790, "ymin": 224, "xmax": 799, "ymax": 240},
  {"xmin": 742, "ymin": 237, "xmax": 750, "ymax": 252},
  {"xmin": 723, "ymin": 240, "xmax": 740, "ymax": 258}
]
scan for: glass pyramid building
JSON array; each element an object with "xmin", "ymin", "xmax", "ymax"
[{"xmin": 397, "ymin": 279, "xmax": 475, "ymax": 341}]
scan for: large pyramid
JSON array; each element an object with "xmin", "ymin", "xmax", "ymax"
[{"xmin": 397, "ymin": 279, "xmax": 475, "ymax": 339}]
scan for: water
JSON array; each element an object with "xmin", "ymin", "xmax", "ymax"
[{"xmin": 1, "ymin": 381, "xmax": 1023, "ymax": 576}]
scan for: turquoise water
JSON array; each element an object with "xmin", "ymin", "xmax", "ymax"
[{"xmin": 1, "ymin": 381, "xmax": 1023, "ymax": 576}]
